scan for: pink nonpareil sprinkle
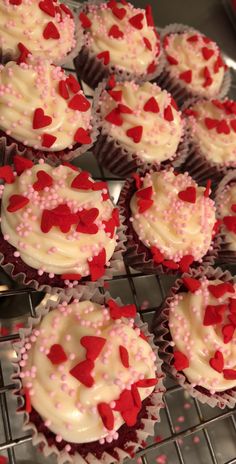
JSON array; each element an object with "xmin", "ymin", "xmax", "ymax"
[
  {"xmin": 184, "ymin": 402, "xmax": 192, "ymax": 410},
  {"xmin": 177, "ymin": 415, "xmax": 185, "ymax": 423},
  {"xmin": 156, "ymin": 455, "xmax": 167, "ymax": 464},
  {"xmin": 193, "ymin": 436, "xmax": 200, "ymax": 444}
]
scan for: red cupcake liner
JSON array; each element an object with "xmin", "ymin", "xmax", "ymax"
[
  {"xmin": 152, "ymin": 265, "xmax": 236, "ymax": 409},
  {"xmin": 13, "ymin": 287, "xmax": 165, "ymax": 464}
]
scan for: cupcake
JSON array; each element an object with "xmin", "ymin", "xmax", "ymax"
[
  {"xmin": 93, "ymin": 79, "xmax": 186, "ymax": 177},
  {"xmin": 74, "ymin": 0, "xmax": 162, "ymax": 89},
  {"xmin": 181, "ymin": 98, "xmax": 236, "ymax": 184},
  {"xmin": 0, "ymin": 59, "xmax": 95, "ymax": 163},
  {"xmin": 153, "ymin": 266, "xmax": 236, "ymax": 408},
  {"xmin": 157, "ymin": 26, "xmax": 230, "ymax": 105},
  {"xmin": 118, "ymin": 167, "xmax": 218, "ymax": 274},
  {"xmin": 215, "ymin": 170, "xmax": 236, "ymax": 264},
  {"xmin": 14, "ymin": 288, "xmax": 165, "ymax": 463},
  {"xmin": 0, "ymin": 160, "xmax": 124, "ymax": 289},
  {"xmin": 0, "ymin": 0, "xmax": 78, "ymax": 65}
]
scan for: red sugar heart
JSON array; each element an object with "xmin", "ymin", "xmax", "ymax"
[
  {"xmin": 131, "ymin": 384, "xmax": 141, "ymax": 408},
  {"xmin": 33, "ymin": 170, "xmax": 53, "ymax": 191},
  {"xmin": 23, "ymin": 387, "xmax": 32, "ymax": 413},
  {"xmin": 0, "ymin": 165, "xmax": 14, "ymax": 184},
  {"xmin": 79, "ymin": 12, "xmax": 91, "ymax": 28},
  {"xmin": 7, "ymin": 194, "xmax": 29, "ymax": 213},
  {"xmin": 203, "ymin": 36, "xmax": 212, "ymax": 44},
  {"xmin": 202, "ymin": 46, "xmax": 214, "ymax": 60},
  {"xmin": 76, "ymin": 207, "xmax": 99, "ymax": 234},
  {"xmin": 223, "ymin": 369, "xmax": 236, "ymax": 380},
  {"xmin": 119, "ymin": 345, "xmax": 129, "ymax": 368},
  {"xmin": 97, "ymin": 51, "xmax": 110, "ymax": 65},
  {"xmin": 132, "ymin": 172, "xmax": 142, "ymax": 189},
  {"xmin": 229, "ymin": 298, "xmax": 236, "ymax": 313},
  {"xmin": 164, "ymin": 105, "xmax": 174, "ymax": 121},
  {"xmin": 108, "ymin": 89, "xmax": 122, "ymax": 101},
  {"xmin": 114, "ymin": 389, "xmax": 134, "ymax": 412},
  {"xmin": 108, "ymin": 24, "xmax": 124, "ymax": 39},
  {"xmin": 41, "ymin": 133, "xmax": 56, "ymax": 148},
  {"xmin": 173, "ymin": 351, "xmax": 189, "ymax": 371},
  {"xmin": 162, "ymin": 260, "xmax": 179, "ymax": 270},
  {"xmin": 103, "ymin": 217, "xmax": 116, "ymax": 238},
  {"xmin": 187, "ymin": 34, "xmax": 198, "ymax": 42},
  {"xmin": 60, "ymin": 3, "xmax": 73, "ymax": 18},
  {"xmin": 144, "ymin": 97, "xmax": 159, "ymax": 113},
  {"xmin": 105, "ymin": 108, "xmax": 123, "ymax": 126},
  {"xmin": 179, "ymin": 70, "xmax": 192, "ymax": 83},
  {"xmin": 145, "ymin": 4, "xmax": 154, "ymax": 26},
  {"xmin": 70, "ymin": 359, "xmax": 94, "ymax": 387},
  {"xmin": 71, "ymin": 171, "xmax": 93, "ymax": 190},
  {"xmin": 178, "ymin": 255, "xmax": 194, "ymax": 272},
  {"xmin": 43, "ymin": 21, "xmax": 60, "ymax": 39},
  {"xmin": 136, "ymin": 186, "xmax": 153, "ymax": 200},
  {"xmin": 138, "ymin": 198, "xmax": 153, "ymax": 214},
  {"xmin": 182, "ymin": 277, "xmax": 201, "ymax": 293},
  {"xmin": 171, "ymin": 97, "xmax": 178, "ymax": 110},
  {"xmin": 208, "ymin": 282, "xmax": 235, "ymax": 298},
  {"xmin": 147, "ymin": 60, "xmax": 156, "ymax": 74},
  {"xmin": 112, "ymin": 6, "xmax": 126, "ymax": 20},
  {"xmin": 58, "ymin": 80, "xmax": 69, "ymax": 99},
  {"xmin": 74, "ymin": 127, "xmax": 91, "ymax": 145},
  {"xmin": 163, "ymin": 35, "xmax": 169, "ymax": 48},
  {"xmin": 47, "ymin": 344, "xmax": 68, "ymax": 364},
  {"xmin": 97, "ymin": 402, "xmax": 114, "ymax": 430},
  {"xmin": 117, "ymin": 103, "xmax": 133, "ymax": 114},
  {"xmin": 107, "ymin": 74, "xmax": 116, "ymax": 89},
  {"xmin": 136, "ymin": 378, "xmax": 157, "ymax": 388},
  {"xmin": 203, "ymin": 66, "xmax": 213, "ymax": 87},
  {"xmin": 68, "ymin": 94, "xmax": 90, "ymax": 112},
  {"xmin": 204, "ymin": 179, "xmax": 211, "ymax": 198},
  {"xmin": 33, "ymin": 108, "xmax": 52, "ymax": 129},
  {"xmin": 129, "ymin": 13, "xmax": 144, "ymax": 29},
  {"xmin": 217, "ymin": 119, "xmax": 230, "ymax": 134},
  {"xmin": 229, "ymin": 314, "xmax": 236, "ymax": 326},
  {"xmin": 122, "ymin": 406, "xmax": 139, "ymax": 426},
  {"xmin": 13, "ymin": 155, "xmax": 33, "ymax": 175},
  {"xmin": 143, "ymin": 37, "xmax": 152, "ymax": 51},
  {"xmin": 178, "ymin": 186, "xmax": 196, "ymax": 203},
  {"xmin": 151, "ymin": 246, "xmax": 164, "ymax": 264},
  {"xmin": 231, "ymin": 120, "xmax": 236, "ymax": 133},
  {"xmin": 66, "ymin": 74, "xmax": 81, "ymax": 93},
  {"xmin": 223, "ymin": 216, "xmax": 236, "ymax": 233},
  {"xmin": 166, "ymin": 54, "xmax": 178, "ymax": 65},
  {"xmin": 126, "ymin": 125, "xmax": 143, "ymax": 143},
  {"xmin": 81, "ymin": 336, "xmax": 106, "ymax": 361},
  {"xmin": 108, "ymin": 299, "xmax": 137, "ymax": 320},
  {"xmin": 88, "ymin": 248, "xmax": 106, "ymax": 281},
  {"xmin": 92, "ymin": 181, "xmax": 109, "ymax": 200},
  {"xmin": 231, "ymin": 204, "xmax": 236, "ymax": 213},
  {"xmin": 212, "ymin": 219, "xmax": 222, "ymax": 237},
  {"xmin": 17, "ymin": 42, "xmax": 30, "ymax": 64},
  {"xmin": 39, "ymin": 0, "xmax": 55, "ymax": 17},
  {"xmin": 9, "ymin": 0, "xmax": 22, "ymax": 4},
  {"xmin": 184, "ymin": 109, "xmax": 199, "ymax": 117},
  {"xmin": 222, "ymin": 324, "xmax": 235, "ymax": 344},
  {"xmin": 209, "ymin": 350, "xmax": 224, "ymax": 373},
  {"xmin": 61, "ymin": 273, "xmax": 82, "ymax": 281},
  {"xmin": 112, "ymin": 207, "xmax": 120, "ymax": 226},
  {"xmin": 41, "ymin": 204, "xmax": 78, "ymax": 233},
  {"xmin": 203, "ymin": 305, "xmax": 227, "ymax": 326},
  {"xmin": 212, "ymin": 99, "xmax": 225, "ymax": 109}
]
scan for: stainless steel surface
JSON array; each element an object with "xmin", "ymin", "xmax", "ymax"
[{"xmin": 1, "ymin": 1, "xmax": 236, "ymax": 463}]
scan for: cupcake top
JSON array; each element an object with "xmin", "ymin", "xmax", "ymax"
[
  {"xmin": 98, "ymin": 80, "xmax": 184, "ymax": 164},
  {"xmin": 169, "ymin": 277, "xmax": 236, "ymax": 392},
  {"xmin": 19, "ymin": 298, "xmax": 157, "ymax": 443},
  {"xmin": 0, "ymin": 60, "xmax": 92, "ymax": 152},
  {"xmin": 163, "ymin": 31, "xmax": 227, "ymax": 97},
  {"xmin": 130, "ymin": 169, "xmax": 216, "ymax": 268},
  {"xmin": 185, "ymin": 99, "xmax": 236, "ymax": 167},
  {"xmin": 217, "ymin": 181, "xmax": 236, "ymax": 250},
  {"xmin": 0, "ymin": 161, "xmax": 119, "ymax": 281},
  {"xmin": 79, "ymin": 1, "xmax": 160, "ymax": 75},
  {"xmin": 0, "ymin": 0, "xmax": 75, "ymax": 63}
]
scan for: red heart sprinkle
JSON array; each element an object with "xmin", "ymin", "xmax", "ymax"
[
  {"xmin": 183, "ymin": 277, "xmax": 201, "ymax": 293},
  {"xmin": 178, "ymin": 186, "xmax": 196, "ymax": 203},
  {"xmin": 136, "ymin": 186, "xmax": 153, "ymax": 200},
  {"xmin": 97, "ymin": 402, "xmax": 114, "ymax": 430},
  {"xmin": 108, "ymin": 89, "xmax": 122, "ymax": 101},
  {"xmin": 71, "ymin": 171, "xmax": 93, "ymax": 190},
  {"xmin": 212, "ymin": 219, "xmax": 222, "ymax": 237},
  {"xmin": 13, "ymin": 155, "xmax": 33, "ymax": 175},
  {"xmin": 138, "ymin": 198, "xmax": 153, "ymax": 214},
  {"xmin": 144, "ymin": 97, "xmax": 159, "ymax": 113},
  {"xmin": 41, "ymin": 133, "xmax": 57, "ymax": 148},
  {"xmin": 17, "ymin": 42, "xmax": 30, "ymax": 64},
  {"xmin": 122, "ymin": 406, "xmax": 139, "ymax": 426},
  {"xmin": 231, "ymin": 205, "xmax": 236, "ymax": 214},
  {"xmin": 163, "ymin": 35, "xmax": 169, "ymax": 48},
  {"xmin": 132, "ymin": 172, "xmax": 142, "ymax": 189},
  {"xmin": 108, "ymin": 24, "xmax": 124, "ymax": 39},
  {"xmin": 108, "ymin": 299, "xmax": 137, "ymax": 320},
  {"xmin": 119, "ymin": 345, "xmax": 129, "ymax": 368},
  {"xmin": 147, "ymin": 60, "xmax": 156, "ymax": 73},
  {"xmin": 203, "ymin": 36, "xmax": 212, "ymax": 44},
  {"xmin": 173, "ymin": 351, "xmax": 189, "ymax": 371},
  {"xmin": 33, "ymin": 108, "xmax": 52, "ymax": 129},
  {"xmin": 204, "ymin": 179, "xmax": 211, "ymax": 197},
  {"xmin": 202, "ymin": 46, "xmax": 214, "ymax": 60},
  {"xmin": 222, "ymin": 324, "xmax": 235, "ymax": 343},
  {"xmin": 145, "ymin": 4, "xmax": 154, "ymax": 26},
  {"xmin": 105, "ymin": 108, "xmax": 123, "ymax": 126},
  {"xmin": 61, "ymin": 273, "xmax": 82, "ymax": 280},
  {"xmin": 223, "ymin": 369, "xmax": 236, "ymax": 380},
  {"xmin": 217, "ymin": 119, "xmax": 230, "ymax": 134},
  {"xmin": 164, "ymin": 105, "xmax": 174, "ymax": 121},
  {"xmin": 33, "ymin": 170, "xmax": 53, "ymax": 191},
  {"xmin": 70, "ymin": 359, "xmax": 94, "ymax": 387},
  {"xmin": 81, "ymin": 336, "xmax": 106, "ymax": 361},
  {"xmin": 171, "ymin": 97, "xmax": 178, "ymax": 110},
  {"xmin": 112, "ymin": 6, "xmax": 126, "ymax": 20},
  {"xmin": 129, "ymin": 13, "xmax": 144, "ymax": 29},
  {"xmin": 131, "ymin": 384, "xmax": 141, "ymax": 408},
  {"xmin": 112, "ymin": 207, "xmax": 120, "ymax": 226},
  {"xmin": 88, "ymin": 248, "xmax": 106, "ymax": 281},
  {"xmin": 58, "ymin": 80, "xmax": 69, "ymax": 99},
  {"xmin": 114, "ymin": 389, "xmax": 134, "ymax": 412},
  {"xmin": 126, "ymin": 125, "xmax": 143, "ymax": 143},
  {"xmin": 9, "ymin": 0, "xmax": 22, "ymax": 4},
  {"xmin": 117, "ymin": 103, "xmax": 133, "ymax": 114},
  {"xmin": 76, "ymin": 208, "xmax": 99, "ymax": 234},
  {"xmin": 229, "ymin": 298, "xmax": 236, "ymax": 313},
  {"xmin": 166, "ymin": 54, "xmax": 178, "ymax": 65},
  {"xmin": 223, "ymin": 216, "xmax": 236, "ymax": 233},
  {"xmin": 231, "ymin": 120, "xmax": 236, "ymax": 133},
  {"xmin": 162, "ymin": 260, "xmax": 179, "ymax": 270},
  {"xmin": 43, "ymin": 21, "xmax": 60, "ymax": 39},
  {"xmin": 179, "ymin": 70, "xmax": 192, "ymax": 83},
  {"xmin": 136, "ymin": 378, "xmax": 157, "ymax": 388},
  {"xmin": 97, "ymin": 51, "xmax": 110, "ymax": 65},
  {"xmin": 41, "ymin": 204, "xmax": 78, "ymax": 233},
  {"xmin": 187, "ymin": 34, "xmax": 198, "ymax": 42},
  {"xmin": 212, "ymin": 99, "xmax": 225, "ymax": 109},
  {"xmin": 107, "ymin": 74, "xmax": 116, "ymax": 88},
  {"xmin": 203, "ymin": 305, "xmax": 227, "ymax": 326},
  {"xmin": 178, "ymin": 255, "xmax": 194, "ymax": 272},
  {"xmin": 0, "ymin": 165, "xmax": 14, "ymax": 183},
  {"xmin": 74, "ymin": 127, "xmax": 91, "ymax": 145},
  {"xmin": 47, "ymin": 344, "xmax": 68, "ymax": 364},
  {"xmin": 208, "ymin": 282, "xmax": 235, "ymax": 298},
  {"xmin": 39, "ymin": 0, "xmax": 55, "ymax": 17},
  {"xmin": 79, "ymin": 12, "xmax": 91, "ymax": 28},
  {"xmin": 203, "ymin": 66, "xmax": 213, "ymax": 87},
  {"xmin": 92, "ymin": 181, "xmax": 109, "ymax": 200},
  {"xmin": 143, "ymin": 37, "xmax": 152, "ymax": 50},
  {"xmin": 229, "ymin": 314, "xmax": 236, "ymax": 326},
  {"xmin": 7, "ymin": 194, "xmax": 29, "ymax": 213},
  {"xmin": 184, "ymin": 109, "xmax": 198, "ymax": 117},
  {"xmin": 60, "ymin": 3, "xmax": 73, "ymax": 18},
  {"xmin": 66, "ymin": 74, "xmax": 81, "ymax": 93},
  {"xmin": 103, "ymin": 217, "xmax": 116, "ymax": 238},
  {"xmin": 68, "ymin": 94, "xmax": 90, "ymax": 112},
  {"xmin": 151, "ymin": 246, "xmax": 164, "ymax": 264},
  {"xmin": 23, "ymin": 387, "xmax": 32, "ymax": 413},
  {"xmin": 209, "ymin": 350, "xmax": 224, "ymax": 372}
]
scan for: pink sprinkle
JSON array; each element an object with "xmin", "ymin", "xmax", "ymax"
[
  {"xmin": 184, "ymin": 402, "xmax": 191, "ymax": 410},
  {"xmin": 177, "ymin": 416, "xmax": 185, "ymax": 423},
  {"xmin": 156, "ymin": 455, "xmax": 167, "ymax": 464},
  {"xmin": 193, "ymin": 436, "xmax": 200, "ymax": 444}
]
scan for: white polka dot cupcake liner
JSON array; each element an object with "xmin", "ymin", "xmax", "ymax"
[
  {"xmin": 73, "ymin": 0, "xmax": 165, "ymax": 91},
  {"xmin": 152, "ymin": 265, "xmax": 236, "ymax": 409},
  {"xmin": 155, "ymin": 23, "xmax": 231, "ymax": 107},
  {"xmin": 12, "ymin": 286, "xmax": 165, "ymax": 464}
]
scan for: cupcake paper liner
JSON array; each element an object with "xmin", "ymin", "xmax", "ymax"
[
  {"xmin": 152, "ymin": 265, "xmax": 236, "ymax": 409},
  {"xmin": 12, "ymin": 287, "xmax": 165, "ymax": 464},
  {"xmin": 118, "ymin": 167, "xmax": 221, "ymax": 275},
  {"xmin": 155, "ymin": 23, "xmax": 231, "ymax": 107}
]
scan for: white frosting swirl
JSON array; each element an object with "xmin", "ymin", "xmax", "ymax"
[
  {"xmin": 217, "ymin": 183, "xmax": 236, "ymax": 250},
  {"xmin": 0, "ymin": 0, "xmax": 75, "ymax": 62},
  {"xmin": 99, "ymin": 81, "xmax": 184, "ymax": 163},
  {"xmin": 85, "ymin": 2, "xmax": 160, "ymax": 74},
  {"xmin": 164, "ymin": 31, "xmax": 225, "ymax": 97},
  {"xmin": 21, "ymin": 300, "xmax": 156, "ymax": 443},
  {"xmin": 169, "ymin": 279, "xmax": 236, "ymax": 392},
  {"xmin": 187, "ymin": 100, "xmax": 236, "ymax": 166},
  {"xmin": 130, "ymin": 170, "xmax": 216, "ymax": 262},
  {"xmin": 0, "ymin": 61, "xmax": 91, "ymax": 152},
  {"xmin": 1, "ymin": 163, "xmax": 117, "ymax": 277}
]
